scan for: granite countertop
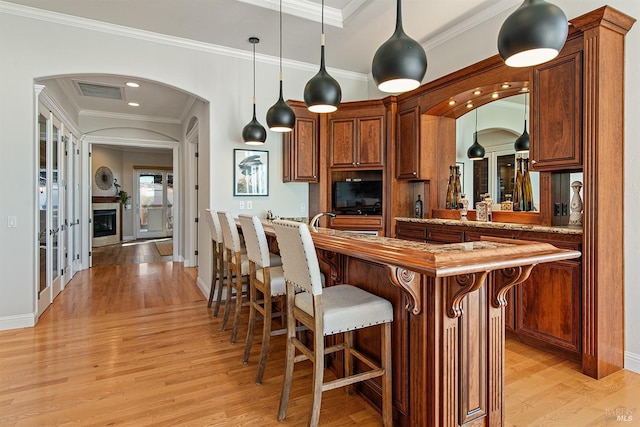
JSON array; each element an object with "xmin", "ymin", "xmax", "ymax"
[{"xmin": 396, "ymin": 217, "xmax": 583, "ymax": 235}]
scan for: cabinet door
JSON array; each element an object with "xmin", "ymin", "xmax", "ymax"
[
  {"xmin": 283, "ymin": 104, "xmax": 319, "ymax": 182},
  {"xmin": 517, "ymin": 260, "xmax": 581, "ymax": 353},
  {"xmin": 329, "ymin": 118, "xmax": 356, "ymax": 167},
  {"xmin": 395, "ymin": 221, "xmax": 427, "ymax": 242},
  {"xmin": 356, "ymin": 116, "xmax": 384, "ymax": 167},
  {"xmin": 396, "ymin": 105, "xmax": 420, "ymax": 179},
  {"xmin": 532, "ymin": 49, "xmax": 583, "ymax": 171}
]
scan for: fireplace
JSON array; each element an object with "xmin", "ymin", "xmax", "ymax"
[
  {"xmin": 94, "ymin": 209, "xmax": 117, "ymax": 238},
  {"xmin": 91, "ymin": 199, "xmax": 120, "ymax": 247}
]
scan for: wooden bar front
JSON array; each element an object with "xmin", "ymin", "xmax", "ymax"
[{"xmin": 259, "ymin": 223, "xmax": 579, "ymax": 426}]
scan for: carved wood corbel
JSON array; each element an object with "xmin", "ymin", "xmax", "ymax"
[
  {"xmin": 317, "ymin": 249, "xmax": 342, "ymax": 285},
  {"xmin": 386, "ymin": 265, "xmax": 422, "ymax": 315},
  {"xmin": 446, "ymin": 271, "xmax": 490, "ymax": 318},
  {"xmin": 491, "ymin": 264, "xmax": 536, "ymax": 309}
]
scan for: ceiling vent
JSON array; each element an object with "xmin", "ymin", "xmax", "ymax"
[{"xmin": 74, "ymin": 81, "xmax": 124, "ymax": 100}]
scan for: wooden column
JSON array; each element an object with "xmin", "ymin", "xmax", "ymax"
[{"xmin": 572, "ymin": 6, "xmax": 636, "ymax": 379}]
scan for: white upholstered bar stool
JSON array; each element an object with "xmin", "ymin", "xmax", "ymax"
[
  {"xmin": 238, "ymin": 214, "xmax": 287, "ymax": 384},
  {"xmin": 272, "ymin": 220, "xmax": 393, "ymax": 427},
  {"xmin": 203, "ymin": 209, "xmax": 225, "ymax": 316},
  {"xmin": 217, "ymin": 211, "xmax": 251, "ymax": 343}
]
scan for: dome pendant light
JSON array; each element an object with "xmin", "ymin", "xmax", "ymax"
[
  {"xmin": 498, "ymin": 0, "xmax": 568, "ymax": 67},
  {"xmin": 304, "ymin": 0, "xmax": 341, "ymax": 113},
  {"xmin": 467, "ymin": 108, "xmax": 485, "ymax": 160},
  {"xmin": 514, "ymin": 93, "xmax": 530, "ymax": 153},
  {"xmin": 266, "ymin": 0, "xmax": 295, "ymax": 132},
  {"xmin": 372, "ymin": 0, "xmax": 427, "ymax": 94},
  {"xmin": 242, "ymin": 37, "xmax": 267, "ymax": 145}
]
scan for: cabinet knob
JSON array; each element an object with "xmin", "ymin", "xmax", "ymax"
[
  {"xmin": 413, "ymin": 171, "xmax": 417, "ymax": 175},
  {"xmin": 531, "ymin": 159, "xmax": 537, "ymax": 164}
]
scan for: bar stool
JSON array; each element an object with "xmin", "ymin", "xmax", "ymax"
[
  {"xmin": 272, "ymin": 220, "xmax": 393, "ymax": 427},
  {"xmin": 217, "ymin": 211, "xmax": 251, "ymax": 343},
  {"xmin": 238, "ymin": 214, "xmax": 287, "ymax": 384},
  {"xmin": 203, "ymin": 209, "xmax": 224, "ymax": 316}
]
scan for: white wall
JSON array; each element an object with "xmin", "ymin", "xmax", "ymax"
[{"xmin": 0, "ymin": 4, "xmax": 368, "ymax": 328}]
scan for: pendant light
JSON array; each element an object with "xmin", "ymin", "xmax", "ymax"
[
  {"xmin": 514, "ymin": 93, "xmax": 530, "ymax": 153},
  {"xmin": 372, "ymin": 0, "xmax": 427, "ymax": 93},
  {"xmin": 498, "ymin": 0, "xmax": 568, "ymax": 67},
  {"xmin": 303, "ymin": 0, "xmax": 341, "ymax": 113},
  {"xmin": 266, "ymin": 0, "xmax": 295, "ymax": 132},
  {"xmin": 467, "ymin": 108, "xmax": 485, "ymax": 160},
  {"xmin": 242, "ymin": 37, "xmax": 267, "ymax": 145}
]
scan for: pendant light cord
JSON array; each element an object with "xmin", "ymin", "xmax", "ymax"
[
  {"xmin": 252, "ymin": 41, "xmax": 256, "ymax": 106},
  {"xmin": 321, "ymin": 0, "xmax": 325, "ymax": 47},
  {"xmin": 279, "ymin": 0, "xmax": 283, "ymax": 80}
]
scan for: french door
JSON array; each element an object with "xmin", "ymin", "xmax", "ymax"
[
  {"xmin": 37, "ymin": 109, "xmax": 68, "ymax": 316},
  {"xmin": 134, "ymin": 169, "xmax": 173, "ymax": 239}
]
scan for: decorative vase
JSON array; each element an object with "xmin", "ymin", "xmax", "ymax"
[{"xmin": 569, "ymin": 180, "xmax": 583, "ymax": 226}]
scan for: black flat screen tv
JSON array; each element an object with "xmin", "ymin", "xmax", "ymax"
[{"xmin": 332, "ymin": 180, "xmax": 382, "ymax": 215}]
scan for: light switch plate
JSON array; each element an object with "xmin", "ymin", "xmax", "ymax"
[
  {"xmin": 7, "ymin": 216, "xmax": 17, "ymax": 228},
  {"xmin": 239, "ymin": 201, "xmax": 245, "ymax": 210},
  {"xmin": 246, "ymin": 201, "xmax": 253, "ymax": 210}
]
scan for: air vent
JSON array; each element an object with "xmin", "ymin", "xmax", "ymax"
[{"xmin": 75, "ymin": 81, "xmax": 124, "ymax": 100}]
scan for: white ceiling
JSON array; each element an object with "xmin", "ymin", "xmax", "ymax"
[{"xmin": 7, "ymin": 0, "xmax": 522, "ymax": 123}]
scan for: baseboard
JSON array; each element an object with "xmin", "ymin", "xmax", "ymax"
[
  {"xmin": 0, "ymin": 312, "xmax": 36, "ymax": 331},
  {"xmin": 196, "ymin": 276, "xmax": 210, "ymax": 299},
  {"xmin": 123, "ymin": 235, "xmax": 135, "ymax": 241},
  {"xmin": 625, "ymin": 350, "xmax": 640, "ymax": 374}
]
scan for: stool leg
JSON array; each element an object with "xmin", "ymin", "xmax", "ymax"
[
  {"xmin": 221, "ymin": 250, "xmax": 233, "ymax": 331},
  {"xmin": 256, "ymin": 287, "xmax": 272, "ymax": 384},
  {"xmin": 309, "ymin": 327, "xmax": 325, "ymax": 427},
  {"xmin": 207, "ymin": 242, "xmax": 218, "ymax": 308},
  {"xmin": 344, "ymin": 330, "xmax": 354, "ymax": 395},
  {"xmin": 278, "ymin": 286, "xmax": 296, "ymax": 422},
  {"xmin": 243, "ymin": 265, "xmax": 257, "ymax": 364},
  {"xmin": 230, "ymin": 256, "xmax": 243, "ymax": 344},
  {"xmin": 382, "ymin": 322, "xmax": 392, "ymax": 427},
  {"xmin": 213, "ymin": 246, "xmax": 224, "ymax": 317}
]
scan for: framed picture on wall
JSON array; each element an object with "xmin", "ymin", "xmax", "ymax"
[{"xmin": 233, "ymin": 149, "xmax": 269, "ymax": 196}]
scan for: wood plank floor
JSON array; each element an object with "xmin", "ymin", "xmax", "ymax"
[{"xmin": 1, "ymin": 245, "xmax": 639, "ymax": 425}]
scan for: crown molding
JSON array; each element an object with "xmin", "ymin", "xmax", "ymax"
[
  {"xmin": 79, "ymin": 109, "xmax": 182, "ymax": 125},
  {"xmin": 0, "ymin": 1, "xmax": 367, "ymax": 82}
]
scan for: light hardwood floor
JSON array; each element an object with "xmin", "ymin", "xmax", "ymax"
[{"xmin": 1, "ymin": 244, "xmax": 639, "ymax": 426}]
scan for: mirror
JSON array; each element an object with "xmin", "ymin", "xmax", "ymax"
[{"xmin": 455, "ymin": 93, "xmax": 540, "ymax": 212}]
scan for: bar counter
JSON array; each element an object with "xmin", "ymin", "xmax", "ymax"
[{"xmin": 258, "ymin": 221, "xmax": 580, "ymax": 426}]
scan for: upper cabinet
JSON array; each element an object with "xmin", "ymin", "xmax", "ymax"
[
  {"xmin": 282, "ymin": 101, "xmax": 319, "ymax": 183},
  {"xmin": 396, "ymin": 99, "xmax": 421, "ymax": 179},
  {"xmin": 531, "ymin": 38, "xmax": 583, "ymax": 171},
  {"xmin": 329, "ymin": 102, "xmax": 385, "ymax": 169}
]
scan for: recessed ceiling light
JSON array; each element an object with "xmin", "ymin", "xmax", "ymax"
[
  {"xmin": 501, "ymin": 83, "xmax": 510, "ymax": 89},
  {"xmin": 466, "ymin": 102, "xmax": 473, "ymax": 108},
  {"xmin": 491, "ymin": 93, "xmax": 499, "ymax": 99},
  {"xmin": 473, "ymin": 90, "xmax": 482, "ymax": 95},
  {"xmin": 448, "ymin": 100, "xmax": 456, "ymax": 105},
  {"xmin": 126, "ymin": 82, "xmax": 140, "ymax": 88},
  {"xmin": 128, "ymin": 102, "xmax": 140, "ymax": 107}
]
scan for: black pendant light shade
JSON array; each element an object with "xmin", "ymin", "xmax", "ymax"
[
  {"xmin": 372, "ymin": 0, "xmax": 427, "ymax": 93},
  {"xmin": 243, "ymin": 104, "xmax": 267, "ymax": 144},
  {"xmin": 243, "ymin": 37, "xmax": 267, "ymax": 145},
  {"xmin": 498, "ymin": 0, "xmax": 568, "ymax": 67},
  {"xmin": 267, "ymin": 82, "xmax": 296, "ymax": 131},
  {"xmin": 467, "ymin": 109, "xmax": 485, "ymax": 160},
  {"xmin": 514, "ymin": 93, "xmax": 529, "ymax": 153},
  {"xmin": 514, "ymin": 121, "xmax": 530, "ymax": 153},
  {"xmin": 266, "ymin": 0, "xmax": 296, "ymax": 132},
  {"xmin": 304, "ymin": 0, "xmax": 341, "ymax": 113}
]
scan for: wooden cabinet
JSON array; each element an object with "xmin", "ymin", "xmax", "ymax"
[
  {"xmin": 329, "ymin": 215, "xmax": 384, "ymax": 235},
  {"xmin": 282, "ymin": 101, "xmax": 319, "ymax": 183},
  {"xmin": 396, "ymin": 100, "xmax": 421, "ymax": 179},
  {"xmin": 395, "ymin": 220, "xmax": 582, "ymax": 359},
  {"xmin": 531, "ymin": 38, "xmax": 583, "ymax": 171},
  {"xmin": 329, "ymin": 104, "xmax": 384, "ymax": 169}
]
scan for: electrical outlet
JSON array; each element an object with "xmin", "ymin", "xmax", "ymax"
[
  {"xmin": 561, "ymin": 203, "xmax": 568, "ymax": 216},
  {"xmin": 300, "ymin": 203, "xmax": 305, "ymax": 213},
  {"xmin": 246, "ymin": 201, "xmax": 253, "ymax": 210},
  {"xmin": 554, "ymin": 203, "xmax": 561, "ymax": 216},
  {"xmin": 239, "ymin": 201, "xmax": 245, "ymax": 210},
  {"xmin": 7, "ymin": 216, "xmax": 17, "ymax": 228}
]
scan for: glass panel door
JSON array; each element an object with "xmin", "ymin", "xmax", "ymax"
[
  {"xmin": 51, "ymin": 119, "xmax": 61, "ymax": 296},
  {"xmin": 38, "ymin": 113, "xmax": 47, "ymax": 296},
  {"xmin": 135, "ymin": 170, "xmax": 172, "ymax": 239}
]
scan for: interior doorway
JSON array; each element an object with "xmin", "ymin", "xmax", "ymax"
[{"xmin": 134, "ymin": 168, "xmax": 174, "ymax": 240}]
